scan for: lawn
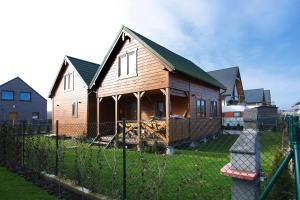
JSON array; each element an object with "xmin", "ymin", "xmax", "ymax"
[
  {"xmin": 5, "ymin": 131, "xmax": 282, "ymax": 200},
  {"xmin": 0, "ymin": 166, "xmax": 57, "ymax": 200}
]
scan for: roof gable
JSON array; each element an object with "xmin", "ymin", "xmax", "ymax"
[
  {"xmin": 0, "ymin": 77, "xmax": 47, "ymax": 101},
  {"xmin": 208, "ymin": 67, "xmax": 239, "ymax": 96},
  {"xmin": 244, "ymin": 88, "xmax": 264, "ymax": 103},
  {"xmin": 66, "ymin": 56, "xmax": 100, "ymax": 85},
  {"xmin": 49, "ymin": 56, "xmax": 100, "ymax": 98},
  {"xmin": 90, "ymin": 26, "xmax": 226, "ymax": 90}
]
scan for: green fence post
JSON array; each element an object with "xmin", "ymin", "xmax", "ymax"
[
  {"xmin": 122, "ymin": 118, "xmax": 127, "ymax": 200},
  {"xmin": 292, "ymin": 116, "xmax": 300, "ymax": 199},
  {"xmin": 55, "ymin": 120, "xmax": 59, "ymax": 176}
]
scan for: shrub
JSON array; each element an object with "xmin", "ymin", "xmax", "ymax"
[
  {"xmin": 269, "ymin": 149, "xmax": 294, "ymax": 200},
  {"xmin": 271, "ymin": 125, "xmax": 277, "ymax": 132}
]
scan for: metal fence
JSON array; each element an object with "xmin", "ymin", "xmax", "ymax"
[{"xmin": 0, "ymin": 116, "xmax": 295, "ymax": 200}]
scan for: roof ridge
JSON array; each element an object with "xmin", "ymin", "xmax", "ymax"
[
  {"xmin": 66, "ymin": 55, "xmax": 100, "ymax": 66},
  {"xmin": 208, "ymin": 66, "xmax": 239, "ymax": 73},
  {"xmin": 244, "ymin": 88, "xmax": 264, "ymax": 91}
]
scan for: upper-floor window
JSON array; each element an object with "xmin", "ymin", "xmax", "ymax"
[
  {"xmin": 64, "ymin": 73, "xmax": 74, "ymax": 91},
  {"xmin": 210, "ymin": 100, "xmax": 218, "ymax": 118},
  {"xmin": 118, "ymin": 49, "xmax": 137, "ymax": 78},
  {"xmin": 1, "ymin": 91, "xmax": 14, "ymax": 101},
  {"xmin": 20, "ymin": 92, "xmax": 31, "ymax": 101},
  {"xmin": 196, "ymin": 99, "xmax": 206, "ymax": 118}
]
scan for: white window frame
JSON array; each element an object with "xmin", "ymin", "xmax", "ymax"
[
  {"xmin": 64, "ymin": 72, "xmax": 74, "ymax": 91},
  {"xmin": 118, "ymin": 48, "xmax": 138, "ymax": 79},
  {"xmin": 72, "ymin": 102, "xmax": 78, "ymax": 118}
]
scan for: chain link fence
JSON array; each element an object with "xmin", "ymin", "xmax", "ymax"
[{"xmin": 0, "ymin": 115, "xmax": 296, "ymax": 200}]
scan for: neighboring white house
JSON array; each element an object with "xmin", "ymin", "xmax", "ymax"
[
  {"xmin": 244, "ymin": 88, "xmax": 273, "ymax": 109},
  {"xmin": 208, "ymin": 67, "xmax": 245, "ymax": 107},
  {"xmin": 222, "ymin": 105, "xmax": 247, "ymax": 126}
]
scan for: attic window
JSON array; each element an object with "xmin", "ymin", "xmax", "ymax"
[
  {"xmin": 64, "ymin": 72, "xmax": 74, "ymax": 91},
  {"xmin": 118, "ymin": 49, "xmax": 137, "ymax": 79}
]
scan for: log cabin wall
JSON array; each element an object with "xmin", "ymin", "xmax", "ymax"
[
  {"xmin": 52, "ymin": 64, "xmax": 88, "ymax": 136},
  {"xmin": 97, "ymin": 37, "xmax": 168, "ymax": 98},
  {"xmin": 169, "ymin": 73, "xmax": 222, "ymax": 143}
]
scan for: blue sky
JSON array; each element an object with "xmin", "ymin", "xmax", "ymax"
[{"xmin": 0, "ymin": 0, "xmax": 299, "ymax": 110}]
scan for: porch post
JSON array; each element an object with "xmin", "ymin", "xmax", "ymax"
[
  {"xmin": 165, "ymin": 88, "xmax": 170, "ymax": 144},
  {"xmin": 96, "ymin": 97, "xmax": 100, "ymax": 135},
  {"xmin": 112, "ymin": 95, "xmax": 119, "ymax": 136},
  {"xmin": 134, "ymin": 91, "xmax": 145, "ymax": 148}
]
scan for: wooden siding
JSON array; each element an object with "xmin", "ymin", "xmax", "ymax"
[
  {"xmin": 52, "ymin": 64, "xmax": 88, "ymax": 136},
  {"xmin": 169, "ymin": 73, "xmax": 222, "ymax": 143},
  {"xmin": 97, "ymin": 37, "xmax": 168, "ymax": 97}
]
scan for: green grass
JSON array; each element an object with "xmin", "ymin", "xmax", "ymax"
[
  {"xmin": 0, "ymin": 166, "xmax": 57, "ymax": 200},
  {"xmin": 20, "ymin": 131, "xmax": 282, "ymax": 200}
]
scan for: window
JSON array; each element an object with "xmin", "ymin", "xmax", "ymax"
[
  {"xmin": 233, "ymin": 112, "xmax": 240, "ymax": 117},
  {"xmin": 119, "ymin": 54, "xmax": 127, "ymax": 78},
  {"xmin": 210, "ymin": 100, "xmax": 218, "ymax": 118},
  {"xmin": 1, "ymin": 91, "xmax": 14, "ymax": 101},
  {"xmin": 155, "ymin": 101, "xmax": 165, "ymax": 118},
  {"xmin": 118, "ymin": 50, "xmax": 137, "ymax": 78},
  {"xmin": 128, "ymin": 51, "xmax": 137, "ymax": 76},
  {"xmin": 196, "ymin": 99, "xmax": 206, "ymax": 118},
  {"xmin": 72, "ymin": 102, "xmax": 78, "ymax": 117},
  {"xmin": 32, "ymin": 112, "xmax": 39, "ymax": 119},
  {"xmin": 64, "ymin": 73, "xmax": 74, "ymax": 91},
  {"xmin": 20, "ymin": 92, "xmax": 31, "ymax": 101}
]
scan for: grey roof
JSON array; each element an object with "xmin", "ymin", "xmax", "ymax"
[
  {"xmin": 244, "ymin": 88, "xmax": 264, "ymax": 104},
  {"xmin": 90, "ymin": 26, "xmax": 226, "ymax": 90},
  {"xmin": 66, "ymin": 56, "xmax": 100, "ymax": 86},
  {"xmin": 0, "ymin": 77, "xmax": 47, "ymax": 101},
  {"xmin": 208, "ymin": 67, "xmax": 239, "ymax": 96},
  {"xmin": 264, "ymin": 90, "xmax": 271, "ymax": 104}
]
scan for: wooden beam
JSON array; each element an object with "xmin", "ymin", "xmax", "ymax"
[
  {"xmin": 99, "ymin": 97, "xmax": 103, "ymax": 103},
  {"xmin": 140, "ymin": 91, "xmax": 145, "ymax": 98},
  {"xmin": 118, "ymin": 94, "xmax": 122, "ymax": 101},
  {"xmin": 160, "ymin": 89, "xmax": 166, "ymax": 96},
  {"xmin": 165, "ymin": 88, "xmax": 170, "ymax": 144},
  {"xmin": 136, "ymin": 92, "xmax": 141, "ymax": 147},
  {"xmin": 133, "ymin": 92, "xmax": 138, "ymax": 99},
  {"xmin": 113, "ymin": 95, "xmax": 119, "ymax": 136}
]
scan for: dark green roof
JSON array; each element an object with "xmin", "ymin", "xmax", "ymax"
[
  {"xmin": 67, "ymin": 56, "xmax": 100, "ymax": 85},
  {"xmin": 90, "ymin": 26, "xmax": 226, "ymax": 89}
]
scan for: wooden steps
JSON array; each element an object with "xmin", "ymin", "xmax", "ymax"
[{"xmin": 91, "ymin": 135, "xmax": 115, "ymax": 148}]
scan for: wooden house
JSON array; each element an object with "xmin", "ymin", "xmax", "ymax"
[
  {"xmin": 89, "ymin": 26, "xmax": 226, "ymax": 148},
  {"xmin": 49, "ymin": 56, "xmax": 100, "ymax": 136}
]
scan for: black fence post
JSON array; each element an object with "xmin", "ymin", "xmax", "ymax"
[
  {"xmin": 55, "ymin": 120, "xmax": 59, "ymax": 176},
  {"xmin": 122, "ymin": 118, "xmax": 127, "ymax": 200}
]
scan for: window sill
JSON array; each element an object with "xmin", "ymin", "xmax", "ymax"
[{"xmin": 118, "ymin": 74, "xmax": 138, "ymax": 80}]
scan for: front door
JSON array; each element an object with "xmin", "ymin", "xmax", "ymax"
[{"xmin": 8, "ymin": 112, "xmax": 18, "ymax": 121}]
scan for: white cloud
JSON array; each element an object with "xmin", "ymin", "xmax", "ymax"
[{"xmin": 0, "ymin": 0, "xmax": 298, "ymax": 110}]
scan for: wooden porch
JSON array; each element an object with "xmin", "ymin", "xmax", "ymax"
[{"xmin": 94, "ymin": 88, "xmax": 191, "ymax": 147}]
